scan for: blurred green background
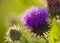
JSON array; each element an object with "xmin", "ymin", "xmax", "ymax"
[{"xmin": 0, "ymin": 0, "xmax": 60, "ymax": 43}]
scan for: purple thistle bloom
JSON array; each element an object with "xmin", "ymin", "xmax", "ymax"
[
  {"xmin": 47, "ymin": 0, "xmax": 60, "ymax": 18},
  {"xmin": 23, "ymin": 7, "xmax": 48, "ymax": 27},
  {"xmin": 22, "ymin": 6, "xmax": 50, "ymax": 36}
]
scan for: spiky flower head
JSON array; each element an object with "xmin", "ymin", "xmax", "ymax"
[
  {"xmin": 5, "ymin": 25, "xmax": 21, "ymax": 43},
  {"xmin": 22, "ymin": 6, "xmax": 50, "ymax": 36},
  {"xmin": 47, "ymin": 0, "xmax": 60, "ymax": 18}
]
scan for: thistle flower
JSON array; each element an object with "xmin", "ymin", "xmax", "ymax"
[
  {"xmin": 47, "ymin": 0, "xmax": 60, "ymax": 18},
  {"xmin": 5, "ymin": 25, "xmax": 21, "ymax": 43},
  {"xmin": 22, "ymin": 6, "xmax": 50, "ymax": 36}
]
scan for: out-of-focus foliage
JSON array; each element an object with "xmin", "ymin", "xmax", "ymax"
[
  {"xmin": 0, "ymin": 0, "xmax": 60, "ymax": 43},
  {"xmin": 49, "ymin": 19, "xmax": 60, "ymax": 43}
]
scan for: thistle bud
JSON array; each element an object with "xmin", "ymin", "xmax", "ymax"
[{"xmin": 5, "ymin": 25, "xmax": 21, "ymax": 43}]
